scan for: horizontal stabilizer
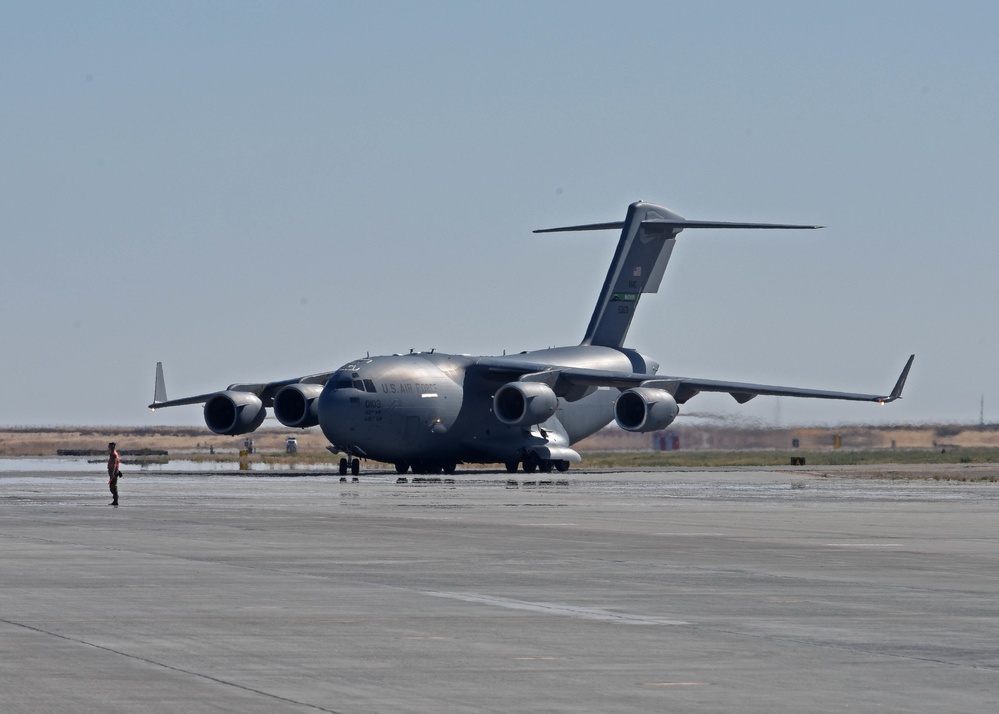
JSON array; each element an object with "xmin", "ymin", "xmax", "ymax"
[
  {"xmin": 535, "ymin": 218, "xmax": 822, "ymax": 234},
  {"xmin": 534, "ymin": 221, "xmax": 625, "ymax": 233},
  {"xmin": 642, "ymin": 219, "xmax": 823, "ymax": 230}
]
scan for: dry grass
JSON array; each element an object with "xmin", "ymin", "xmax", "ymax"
[
  {"xmin": 580, "ymin": 447, "xmax": 999, "ymax": 470},
  {"xmin": 0, "ymin": 426, "xmax": 330, "ymax": 457},
  {"xmin": 4, "ymin": 426, "xmax": 999, "ymax": 481}
]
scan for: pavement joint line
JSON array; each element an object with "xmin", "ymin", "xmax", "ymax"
[
  {"xmin": 0, "ymin": 616, "xmax": 347, "ymax": 714},
  {"xmin": 424, "ymin": 591, "xmax": 690, "ymax": 625},
  {"xmin": 426, "ymin": 588, "xmax": 999, "ymax": 672}
]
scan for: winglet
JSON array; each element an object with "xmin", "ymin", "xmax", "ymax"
[
  {"xmin": 152, "ymin": 362, "xmax": 168, "ymax": 407},
  {"xmin": 879, "ymin": 354, "xmax": 915, "ymax": 404}
]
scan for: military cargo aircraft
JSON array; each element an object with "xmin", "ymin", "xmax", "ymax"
[{"xmin": 150, "ymin": 201, "xmax": 913, "ymax": 476}]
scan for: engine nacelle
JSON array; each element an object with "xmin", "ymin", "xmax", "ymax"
[
  {"xmin": 204, "ymin": 391, "xmax": 266, "ymax": 436},
  {"xmin": 273, "ymin": 383, "xmax": 324, "ymax": 428},
  {"xmin": 494, "ymin": 381, "xmax": 559, "ymax": 427},
  {"xmin": 614, "ymin": 387, "xmax": 679, "ymax": 432}
]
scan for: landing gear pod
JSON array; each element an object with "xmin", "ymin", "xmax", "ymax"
[
  {"xmin": 204, "ymin": 391, "xmax": 266, "ymax": 435},
  {"xmin": 494, "ymin": 382, "xmax": 558, "ymax": 427},
  {"xmin": 614, "ymin": 387, "xmax": 679, "ymax": 432}
]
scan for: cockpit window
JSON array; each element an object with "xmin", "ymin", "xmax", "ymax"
[{"xmin": 331, "ymin": 371, "xmax": 376, "ymax": 392}]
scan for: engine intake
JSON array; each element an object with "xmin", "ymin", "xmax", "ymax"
[
  {"xmin": 494, "ymin": 381, "xmax": 558, "ymax": 427},
  {"xmin": 204, "ymin": 391, "xmax": 266, "ymax": 435},
  {"xmin": 615, "ymin": 387, "xmax": 679, "ymax": 432},
  {"xmin": 273, "ymin": 383, "xmax": 324, "ymax": 428}
]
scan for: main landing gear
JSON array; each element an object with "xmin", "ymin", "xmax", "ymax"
[{"xmin": 506, "ymin": 456, "xmax": 570, "ymax": 474}]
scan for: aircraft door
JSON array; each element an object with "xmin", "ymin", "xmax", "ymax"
[
  {"xmin": 403, "ymin": 415, "xmax": 422, "ymax": 446},
  {"xmin": 348, "ymin": 396, "xmax": 367, "ymax": 440}
]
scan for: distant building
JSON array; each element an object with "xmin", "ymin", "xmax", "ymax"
[{"xmin": 653, "ymin": 431, "xmax": 680, "ymax": 451}]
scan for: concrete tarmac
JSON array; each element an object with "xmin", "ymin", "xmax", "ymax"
[{"xmin": 2, "ymin": 467, "xmax": 998, "ymax": 713}]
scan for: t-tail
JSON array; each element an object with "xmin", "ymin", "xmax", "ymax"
[{"xmin": 535, "ymin": 201, "xmax": 822, "ymax": 348}]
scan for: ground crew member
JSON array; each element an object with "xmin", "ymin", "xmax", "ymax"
[{"xmin": 107, "ymin": 442, "xmax": 121, "ymax": 506}]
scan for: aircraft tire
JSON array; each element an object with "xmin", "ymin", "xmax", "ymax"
[
  {"xmin": 443, "ymin": 462, "xmax": 457, "ymax": 475},
  {"xmin": 522, "ymin": 461, "xmax": 537, "ymax": 474},
  {"xmin": 540, "ymin": 460, "xmax": 553, "ymax": 473},
  {"xmin": 351, "ymin": 458, "xmax": 360, "ymax": 476},
  {"xmin": 338, "ymin": 458, "xmax": 348, "ymax": 476},
  {"xmin": 555, "ymin": 460, "xmax": 570, "ymax": 472},
  {"xmin": 504, "ymin": 461, "xmax": 519, "ymax": 473},
  {"xmin": 395, "ymin": 462, "xmax": 409, "ymax": 474}
]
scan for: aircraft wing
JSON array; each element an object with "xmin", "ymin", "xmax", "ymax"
[
  {"xmin": 476, "ymin": 354, "xmax": 914, "ymax": 406},
  {"xmin": 148, "ymin": 371, "xmax": 334, "ymax": 410}
]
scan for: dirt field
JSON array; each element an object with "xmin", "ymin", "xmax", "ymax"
[
  {"xmin": 0, "ymin": 426, "xmax": 329, "ymax": 458},
  {"xmin": 577, "ymin": 422, "xmax": 999, "ymax": 451},
  {"xmin": 3, "ymin": 423, "xmax": 999, "ymax": 458}
]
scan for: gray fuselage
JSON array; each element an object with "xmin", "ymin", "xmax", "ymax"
[{"xmin": 317, "ymin": 345, "xmax": 658, "ymax": 466}]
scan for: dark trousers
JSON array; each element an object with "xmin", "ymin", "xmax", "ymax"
[{"xmin": 109, "ymin": 475, "xmax": 118, "ymax": 504}]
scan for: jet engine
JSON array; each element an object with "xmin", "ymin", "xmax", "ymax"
[
  {"xmin": 273, "ymin": 383, "xmax": 324, "ymax": 428},
  {"xmin": 494, "ymin": 381, "xmax": 559, "ymax": 427},
  {"xmin": 204, "ymin": 391, "xmax": 266, "ymax": 435},
  {"xmin": 614, "ymin": 387, "xmax": 679, "ymax": 432}
]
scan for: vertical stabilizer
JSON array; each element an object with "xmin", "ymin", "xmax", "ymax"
[
  {"xmin": 582, "ymin": 202, "xmax": 681, "ymax": 347},
  {"xmin": 533, "ymin": 201, "xmax": 822, "ymax": 349}
]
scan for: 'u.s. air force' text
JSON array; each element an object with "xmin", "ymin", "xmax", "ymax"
[{"xmin": 381, "ymin": 382, "xmax": 438, "ymax": 394}]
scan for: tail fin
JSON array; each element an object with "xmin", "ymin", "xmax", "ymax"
[
  {"xmin": 153, "ymin": 362, "xmax": 168, "ymax": 405},
  {"xmin": 536, "ymin": 201, "xmax": 821, "ymax": 348}
]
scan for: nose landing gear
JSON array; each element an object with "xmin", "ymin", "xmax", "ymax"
[{"xmin": 338, "ymin": 457, "xmax": 360, "ymax": 476}]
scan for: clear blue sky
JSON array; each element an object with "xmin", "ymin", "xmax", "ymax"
[{"xmin": 2, "ymin": 1, "xmax": 997, "ymax": 427}]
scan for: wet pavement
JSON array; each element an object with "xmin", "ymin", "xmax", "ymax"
[{"xmin": 2, "ymin": 467, "xmax": 998, "ymax": 712}]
